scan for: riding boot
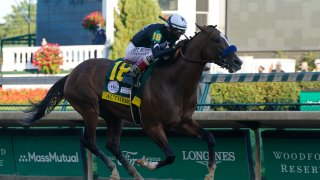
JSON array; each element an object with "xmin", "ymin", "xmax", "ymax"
[{"xmin": 122, "ymin": 58, "xmax": 149, "ymax": 86}]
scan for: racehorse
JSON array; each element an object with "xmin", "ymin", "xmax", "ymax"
[{"xmin": 23, "ymin": 24, "xmax": 242, "ymax": 180}]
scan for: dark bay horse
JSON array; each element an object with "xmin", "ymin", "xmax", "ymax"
[{"xmin": 23, "ymin": 25, "xmax": 242, "ymax": 180}]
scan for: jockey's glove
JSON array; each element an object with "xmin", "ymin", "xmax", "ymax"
[
  {"xmin": 174, "ymin": 41, "xmax": 185, "ymax": 49},
  {"xmin": 152, "ymin": 47, "xmax": 176, "ymax": 59}
]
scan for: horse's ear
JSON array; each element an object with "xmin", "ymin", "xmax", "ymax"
[{"xmin": 195, "ymin": 23, "xmax": 205, "ymax": 31}]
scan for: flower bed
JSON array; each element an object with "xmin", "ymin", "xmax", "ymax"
[
  {"xmin": 0, "ymin": 88, "xmax": 74, "ymax": 111},
  {"xmin": 0, "ymin": 88, "xmax": 48, "ymax": 104}
]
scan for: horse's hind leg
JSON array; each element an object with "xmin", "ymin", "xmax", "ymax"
[
  {"xmin": 174, "ymin": 120, "xmax": 216, "ymax": 180},
  {"xmin": 136, "ymin": 126, "xmax": 175, "ymax": 170},
  {"xmin": 105, "ymin": 118, "xmax": 143, "ymax": 180},
  {"xmin": 80, "ymin": 113, "xmax": 119, "ymax": 180}
]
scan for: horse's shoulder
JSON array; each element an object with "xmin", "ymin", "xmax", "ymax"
[{"xmin": 92, "ymin": 58, "xmax": 113, "ymax": 63}]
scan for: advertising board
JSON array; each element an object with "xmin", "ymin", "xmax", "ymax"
[
  {"xmin": 0, "ymin": 136, "xmax": 15, "ymax": 175},
  {"xmin": 263, "ymin": 130, "xmax": 320, "ymax": 180},
  {"xmin": 0, "ymin": 129, "xmax": 83, "ymax": 176},
  {"xmin": 300, "ymin": 89, "xmax": 320, "ymax": 111},
  {"xmin": 96, "ymin": 130, "xmax": 254, "ymax": 180},
  {"xmin": 0, "ymin": 129, "xmax": 253, "ymax": 179}
]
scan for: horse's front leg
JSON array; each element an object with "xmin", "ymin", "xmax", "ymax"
[
  {"xmin": 136, "ymin": 126, "xmax": 175, "ymax": 170},
  {"xmin": 79, "ymin": 112, "xmax": 118, "ymax": 180},
  {"xmin": 81, "ymin": 130, "xmax": 119, "ymax": 180},
  {"xmin": 106, "ymin": 118, "xmax": 143, "ymax": 180},
  {"xmin": 174, "ymin": 119, "xmax": 216, "ymax": 180}
]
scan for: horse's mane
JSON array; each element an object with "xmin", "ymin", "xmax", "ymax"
[
  {"xmin": 158, "ymin": 25, "xmax": 218, "ymax": 66},
  {"xmin": 177, "ymin": 25, "xmax": 218, "ymax": 49}
]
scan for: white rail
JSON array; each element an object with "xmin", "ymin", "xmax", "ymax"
[{"xmin": 1, "ymin": 45, "xmax": 107, "ymax": 71}]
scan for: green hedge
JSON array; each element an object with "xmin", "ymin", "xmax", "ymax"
[
  {"xmin": 210, "ymin": 81, "xmax": 320, "ymax": 110},
  {"xmin": 109, "ymin": 0, "xmax": 161, "ymax": 60}
]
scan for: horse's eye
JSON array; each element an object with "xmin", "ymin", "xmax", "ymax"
[{"xmin": 214, "ymin": 38, "xmax": 221, "ymax": 43}]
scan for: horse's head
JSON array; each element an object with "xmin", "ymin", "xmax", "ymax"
[{"xmin": 187, "ymin": 24, "xmax": 243, "ymax": 73}]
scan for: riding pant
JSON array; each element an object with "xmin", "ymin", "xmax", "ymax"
[{"xmin": 124, "ymin": 42, "xmax": 154, "ymax": 65}]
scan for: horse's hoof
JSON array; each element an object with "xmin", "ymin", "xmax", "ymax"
[
  {"xmin": 135, "ymin": 159, "xmax": 157, "ymax": 170},
  {"xmin": 110, "ymin": 168, "xmax": 120, "ymax": 180},
  {"xmin": 205, "ymin": 165, "xmax": 216, "ymax": 180},
  {"xmin": 19, "ymin": 119, "xmax": 32, "ymax": 126},
  {"xmin": 204, "ymin": 174, "xmax": 214, "ymax": 180}
]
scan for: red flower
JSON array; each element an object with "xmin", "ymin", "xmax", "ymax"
[
  {"xmin": 33, "ymin": 43, "xmax": 63, "ymax": 74},
  {"xmin": 82, "ymin": 11, "xmax": 105, "ymax": 32}
]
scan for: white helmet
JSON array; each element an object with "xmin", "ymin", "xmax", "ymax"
[{"xmin": 165, "ymin": 14, "xmax": 187, "ymax": 31}]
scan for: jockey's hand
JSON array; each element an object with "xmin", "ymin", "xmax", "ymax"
[
  {"xmin": 161, "ymin": 48, "xmax": 177, "ymax": 61},
  {"xmin": 166, "ymin": 48, "xmax": 176, "ymax": 57},
  {"xmin": 153, "ymin": 47, "xmax": 175, "ymax": 59},
  {"xmin": 174, "ymin": 41, "xmax": 185, "ymax": 49}
]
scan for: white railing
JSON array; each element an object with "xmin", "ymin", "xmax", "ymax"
[
  {"xmin": 1, "ymin": 45, "xmax": 108, "ymax": 71},
  {"xmin": 2, "ymin": 45, "xmax": 297, "ymax": 74}
]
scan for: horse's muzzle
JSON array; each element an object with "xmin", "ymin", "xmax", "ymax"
[{"xmin": 228, "ymin": 57, "xmax": 243, "ymax": 73}]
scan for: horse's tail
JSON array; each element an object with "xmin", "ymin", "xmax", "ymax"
[{"xmin": 22, "ymin": 75, "xmax": 69, "ymax": 125}]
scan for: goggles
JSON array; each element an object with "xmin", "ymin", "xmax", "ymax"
[{"xmin": 172, "ymin": 28, "xmax": 185, "ymax": 35}]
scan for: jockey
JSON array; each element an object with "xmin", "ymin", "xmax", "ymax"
[{"xmin": 122, "ymin": 13, "xmax": 187, "ymax": 86}]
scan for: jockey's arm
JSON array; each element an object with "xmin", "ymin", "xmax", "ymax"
[{"xmin": 151, "ymin": 43, "xmax": 175, "ymax": 60}]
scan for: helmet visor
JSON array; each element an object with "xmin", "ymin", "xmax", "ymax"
[{"xmin": 172, "ymin": 28, "xmax": 185, "ymax": 36}]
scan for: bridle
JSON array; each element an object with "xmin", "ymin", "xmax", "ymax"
[
  {"xmin": 178, "ymin": 31, "xmax": 213, "ymax": 64},
  {"xmin": 178, "ymin": 27, "xmax": 237, "ymax": 67}
]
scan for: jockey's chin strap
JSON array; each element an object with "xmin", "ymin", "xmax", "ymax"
[{"xmin": 179, "ymin": 45, "xmax": 237, "ymax": 64}]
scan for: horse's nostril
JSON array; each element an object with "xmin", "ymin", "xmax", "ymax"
[{"xmin": 236, "ymin": 59, "xmax": 243, "ymax": 66}]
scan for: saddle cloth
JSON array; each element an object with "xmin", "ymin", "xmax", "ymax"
[{"xmin": 102, "ymin": 58, "xmax": 142, "ymax": 107}]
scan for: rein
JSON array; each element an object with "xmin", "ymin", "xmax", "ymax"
[
  {"xmin": 179, "ymin": 49, "xmax": 214, "ymax": 64},
  {"xmin": 177, "ymin": 32, "xmax": 213, "ymax": 64}
]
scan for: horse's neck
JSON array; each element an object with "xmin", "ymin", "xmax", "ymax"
[
  {"xmin": 146, "ymin": 38, "xmax": 206, "ymax": 107},
  {"xmin": 176, "ymin": 58, "xmax": 204, "ymax": 84},
  {"xmin": 158, "ymin": 46, "xmax": 206, "ymax": 98},
  {"xmin": 176, "ymin": 39, "xmax": 206, "ymax": 84}
]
